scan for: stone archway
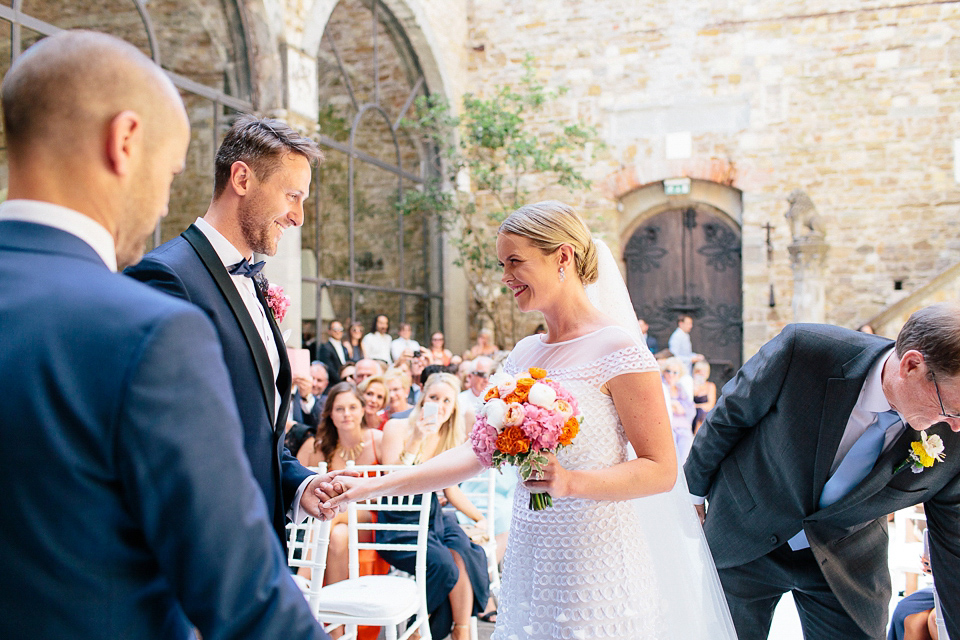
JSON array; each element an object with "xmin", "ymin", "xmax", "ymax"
[{"xmin": 620, "ymin": 179, "xmax": 744, "ymax": 388}]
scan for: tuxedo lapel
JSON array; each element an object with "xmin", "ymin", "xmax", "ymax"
[
  {"xmin": 254, "ymin": 281, "xmax": 291, "ymax": 432},
  {"xmin": 181, "ymin": 225, "xmax": 276, "ymax": 422}
]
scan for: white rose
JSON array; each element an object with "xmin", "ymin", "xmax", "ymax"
[
  {"xmin": 483, "ymin": 398, "xmax": 508, "ymax": 432},
  {"xmin": 922, "ymin": 432, "xmax": 945, "ymax": 458},
  {"xmin": 527, "ymin": 382, "xmax": 557, "ymax": 409},
  {"xmin": 488, "ymin": 371, "xmax": 513, "ymax": 388}
]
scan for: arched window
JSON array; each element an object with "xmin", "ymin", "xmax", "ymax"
[
  {"xmin": 0, "ymin": 0, "xmax": 254, "ymax": 246},
  {"xmin": 304, "ymin": 0, "xmax": 442, "ymax": 340}
]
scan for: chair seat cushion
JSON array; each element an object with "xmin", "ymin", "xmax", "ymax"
[{"xmin": 316, "ymin": 575, "xmax": 419, "ymax": 619}]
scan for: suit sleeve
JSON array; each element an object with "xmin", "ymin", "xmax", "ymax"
[
  {"xmin": 115, "ymin": 306, "xmax": 328, "ymax": 640},
  {"xmin": 684, "ymin": 324, "xmax": 796, "ymax": 498},
  {"xmin": 124, "ymin": 256, "xmax": 193, "ymax": 302},
  {"xmin": 924, "ymin": 478, "xmax": 960, "ymax": 640}
]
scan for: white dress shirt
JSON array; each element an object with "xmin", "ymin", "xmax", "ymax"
[
  {"xmin": 0, "ymin": 200, "xmax": 117, "ymax": 272},
  {"xmin": 390, "ymin": 337, "xmax": 420, "ymax": 362},
  {"xmin": 362, "ymin": 331, "xmax": 393, "ymax": 363},
  {"xmin": 327, "ymin": 337, "xmax": 347, "ymax": 366}
]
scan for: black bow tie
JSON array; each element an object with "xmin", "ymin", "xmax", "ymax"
[{"xmin": 228, "ymin": 258, "xmax": 266, "ymax": 278}]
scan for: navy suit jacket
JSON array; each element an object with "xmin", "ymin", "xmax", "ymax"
[
  {"xmin": 318, "ymin": 339, "xmax": 347, "ymax": 384},
  {"xmin": 685, "ymin": 324, "xmax": 960, "ymax": 638},
  {"xmin": 126, "ymin": 224, "xmax": 312, "ymax": 543},
  {"xmin": 0, "ymin": 220, "xmax": 327, "ymax": 639}
]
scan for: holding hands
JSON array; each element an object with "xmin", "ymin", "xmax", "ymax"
[{"xmin": 299, "ymin": 468, "xmax": 361, "ymax": 520}]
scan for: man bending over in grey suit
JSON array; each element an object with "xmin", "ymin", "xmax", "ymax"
[{"xmin": 685, "ymin": 303, "xmax": 960, "ymax": 640}]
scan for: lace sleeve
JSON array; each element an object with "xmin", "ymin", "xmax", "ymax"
[{"xmin": 586, "ymin": 343, "xmax": 660, "ymax": 387}]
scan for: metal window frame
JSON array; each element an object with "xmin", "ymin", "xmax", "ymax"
[{"xmin": 313, "ymin": 0, "xmax": 442, "ymax": 335}]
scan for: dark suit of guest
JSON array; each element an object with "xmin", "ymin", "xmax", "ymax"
[
  {"xmin": 0, "ymin": 217, "xmax": 326, "ymax": 639},
  {"xmin": 292, "ymin": 389, "xmax": 323, "ymax": 428},
  {"xmin": 685, "ymin": 325, "xmax": 960, "ymax": 640},
  {"xmin": 126, "ymin": 222, "xmax": 313, "ymax": 544},
  {"xmin": 318, "ymin": 338, "xmax": 348, "ymax": 384}
]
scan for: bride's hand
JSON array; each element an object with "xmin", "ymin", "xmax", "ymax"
[
  {"xmin": 523, "ymin": 453, "xmax": 571, "ymax": 498},
  {"xmin": 317, "ymin": 474, "xmax": 376, "ymax": 511}
]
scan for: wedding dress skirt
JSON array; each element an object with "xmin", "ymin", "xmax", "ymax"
[{"xmin": 491, "ymin": 327, "xmax": 736, "ymax": 640}]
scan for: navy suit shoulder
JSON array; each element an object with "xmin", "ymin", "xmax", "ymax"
[{"xmin": 0, "ymin": 221, "xmax": 327, "ymax": 639}]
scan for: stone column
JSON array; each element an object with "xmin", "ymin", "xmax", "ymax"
[{"xmin": 787, "ymin": 239, "xmax": 829, "ymax": 323}]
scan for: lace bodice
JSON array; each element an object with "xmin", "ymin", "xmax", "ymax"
[
  {"xmin": 493, "ymin": 326, "xmax": 665, "ymax": 640},
  {"xmin": 503, "ymin": 326, "xmax": 659, "ymax": 472}
]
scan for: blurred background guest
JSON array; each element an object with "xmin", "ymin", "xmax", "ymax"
[
  {"xmin": 345, "ymin": 321, "xmax": 365, "ymax": 362},
  {"xmin": 692, "ymin": 360, "xmax": 717, "ymax": 433},
  {"xmin": 317, "ymin": 320, "xmax": 349, "ymax": 383},
  {"xmin": 428, "ymin": 332, "xmax": 453, "ymax": 366},
  {"xmin": 353, "ymin": 358, "xmax": 383, "ymax": 386},
  {"xmin": 464, "ymin": 327, "xmax": 498, "ymax": 360},
  {"xmin": 357, "ymin": 375, "xmax": 387, "ymax": 431},
  {"xmin": 361, "ymin": 314, "xmax": 392, "ymax": 367},
  {"xmin": 391, "ymin": 322, "xmax": 420, "ymax": 363},
  {"xmin": 661, "ymin": 357, "xmax": 695, "ymax": 463}
]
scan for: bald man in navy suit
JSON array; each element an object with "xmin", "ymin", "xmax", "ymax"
[{"xmin": 0, "ymin": 31, "xmax": 335, "ymax": 639}]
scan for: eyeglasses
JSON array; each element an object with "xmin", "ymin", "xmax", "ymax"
[
  {"xmin": 931, "ymin": 371, "xmax": 960, "ymax": 420},
  {"xmin": 472, "ymin": 371, "xmax": 489, "ymax": 378},
  {"xmin": 663, "ymin": 370, "xmax": 681, "ymax": 375},
  {"xmin": 330, "ymin": 327, "xmax": 343, "ymax": 332}
]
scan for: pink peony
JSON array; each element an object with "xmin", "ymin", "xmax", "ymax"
[
  {"xmin": 503, "ymin": 402, "xmax": 525, "ymax": 427},
  {"xmin": 470, "ymin": 417, "xmax": 499, "ymax": 467}
]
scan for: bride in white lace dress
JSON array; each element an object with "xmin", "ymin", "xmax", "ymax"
[{"xmin": 323, "ymin": 201, "xmax": 736, "ymax": 640}]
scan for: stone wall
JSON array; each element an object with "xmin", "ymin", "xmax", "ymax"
[{"xmin": 464, "ymin": 0, "xmax": 960, "ymax": 356}]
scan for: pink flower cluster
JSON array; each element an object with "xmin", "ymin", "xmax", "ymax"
[
  {"xmin": 265, "ymin": 284, "xmax": 290, "ymax": 324},
  {"xmin": 470, "ymin": 419, "xmax": 498, "ymax": 467}
]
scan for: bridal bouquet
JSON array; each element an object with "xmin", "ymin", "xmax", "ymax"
[{"xmin": 469, "ymin": 367, "xmax": 582, "ymax": 510}]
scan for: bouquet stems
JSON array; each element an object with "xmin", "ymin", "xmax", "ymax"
[{"xmin": 529, "ymin": 491, "xmax": 553, "ymax": 511}]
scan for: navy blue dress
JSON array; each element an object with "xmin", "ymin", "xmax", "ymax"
[{"xmin": 378, "ymin": 493, "xmax": 490, "ymax": 639}]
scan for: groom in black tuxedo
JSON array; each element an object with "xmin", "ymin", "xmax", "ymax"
[
  {"xmin": 127, "ymin": 115, "xmax": 326, "ymax": 544},
  {"xmin": 685, "ymin": 304, "xmax": 960, "ymax": 640}
]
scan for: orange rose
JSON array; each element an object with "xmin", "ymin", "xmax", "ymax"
[
  {"xmin": 559, "ymin": 416, "xmax": 580, "ymax": 446},
  {"xmin": 496, "ymin": 425, "xmax": 531, "ymax": 455},
  {"xmin": 484, "ymin": 386, "xmax": 500, "ymax": 402},
  {"xmin": 529, "ymin": 367, "xmax": 547, "ymax": 380},
  {"xmin": 511, "ymin": 378, "xmax": 535, "ymax": 403}
]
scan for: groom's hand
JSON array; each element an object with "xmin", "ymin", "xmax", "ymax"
[
  {"xmin": 695, "ymin": 503, "xmax": 706, "ymax": 525},
  {"xmin": 299, "ymin": 470, "xmax": 360, "ymax": 520}
]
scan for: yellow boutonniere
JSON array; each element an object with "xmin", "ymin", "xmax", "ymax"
[{"xmin": 895, "ymin": 431, "xmax": 946, "ymax": 474}]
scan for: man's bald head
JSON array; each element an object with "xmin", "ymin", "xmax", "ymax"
[
  {"xmin": 2, "ymin": 30, "xmax": 184, "ymax": 162},
  {"xmin": 2, "ymin": 31, "xmax": 191, "ymax": 268}
]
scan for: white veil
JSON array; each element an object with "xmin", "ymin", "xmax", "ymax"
[{"xmin": 586, "ymin": 238, "xmax": 738, "ymax": 640}]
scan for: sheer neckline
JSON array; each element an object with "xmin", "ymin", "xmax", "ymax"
[{"xmin": 538, "ymin": 324, "xmax": 622, "ymax": 347}]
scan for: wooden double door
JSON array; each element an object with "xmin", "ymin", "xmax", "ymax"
[{"xmin": 624, "ymin": 207, "xmax": 743, "ymax": 389}]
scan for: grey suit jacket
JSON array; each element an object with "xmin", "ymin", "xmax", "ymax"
[{"xmin": 685, "ymin": 324, "xmax": 960, "ymax": 639}]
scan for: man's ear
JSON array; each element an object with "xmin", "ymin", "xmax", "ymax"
[
  {"xmin": 899, "ymin": 350, "xmax": 926, "ymax": 378},
  {"xmin": 105, "ymin": 110, "xmax": 142, "ymax": 177},
  {"xmin": 230, "ymin": 161, "xmax": 253, "ymax": 196}
]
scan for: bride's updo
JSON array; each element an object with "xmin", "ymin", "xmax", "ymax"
[{"xmin": 499, "ymin": 201, "xmax": 599, "ymax": 285}]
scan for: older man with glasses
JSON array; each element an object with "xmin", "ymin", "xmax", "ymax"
[
  {"xmin": 685, "ymin": 303, "xmax": 960, "ymax": 640},
  {"xmin": 458, "ymin": 356, "xmax": 494, "ymax": 419}
]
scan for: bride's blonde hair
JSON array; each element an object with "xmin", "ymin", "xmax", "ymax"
[{"xmin": 499, "ymin": 201, "xmax": 598, "ymax": 285}]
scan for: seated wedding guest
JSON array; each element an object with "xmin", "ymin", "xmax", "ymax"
[
  {"xmin": 0, "ymin": 30, "xmax": 333, "ymax": 640},
  {"xmin": 692, "ymin": 360, "xmax": 717, "ymax": 432},
  {"xmin": 338, "ymin": 362, "xmax": 357, "ymax": 385},
  {"xmin": 458, "ymin": 356, "xmax": 493, "ymax": 416},
  {"xmin": 344, "ymin": 321, "xmax": 365, "ymax": 361},
  {"xmin": 409, "ymin": 351, "xmax": 430, "ymax": 403},
  {"xmin": 464, "ymin": 327, "xmax": 498, "ymax": 360},
  {"xmin": 456, "ymin": 358, "xmax": 474, "ymax": 389},
  {"xmin": 295, "ymin": 384, "xmax": 382, "ymax": 591},
  {"xmin": 429, "ymin": 332, "xmax": 453, "ymax": 365},
  {"xmin": 358, "ymin": 375, "xmax": 387, "ymax": 430},
  {"xmin": 379, "ymin": 373, "xmax": 490, "ymax": 640},
  {"xmin": 354, "ymin": 357, "xmax": 383, "ymax": 386},
  {"xmin": 661, "ymin": 357, "xmax": 695, "ymax": 463},
  {"xmin": 383, "ymin": 368, "xmax": 414, "ymax": 424},
  {"xmin": 361, "ymin": 314, "xmax": 392, "ymax": 366},
  {"xmin": 889, "ymin": 546, "xmax": 938, "ymax": 640},
  {"xmin": 391, "ymin": 322, "xmax": 420, "ymax": 363},
  {"xmin": 318, "ymin": 320, "xmax": 349, "ymax": 383},
  {"xmin": 292, "ymin": 361, "xmax": 329, "ymax": 428}
]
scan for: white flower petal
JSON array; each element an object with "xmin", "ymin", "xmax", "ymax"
[
  {"xmin": 483, "ymin": 398, "xmax": 508, "ymax": 431},
  {"xmin": 527, "ymin": 382, "xmax": 557, "ymax": 408}
]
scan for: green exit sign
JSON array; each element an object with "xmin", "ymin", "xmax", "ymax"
[{"xmin": 663, "ymin": 177, "xmax": 691, "ymax": 195}]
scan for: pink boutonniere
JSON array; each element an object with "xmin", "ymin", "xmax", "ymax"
[{"xmin": 264, "ymin": 283, "xmax": 290, "ymax": 324}]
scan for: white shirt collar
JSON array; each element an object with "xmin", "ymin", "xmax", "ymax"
[
  {"xmin": 194, "ymin": 217, "xmax": 245, "ymax": 269},
  {"xmin": 861, "ymin": 347, "xmax": 896, "ymax": 414},
  {"xmin": 0, "ymin": 199, "xmax": 118, "ymax": 271}
]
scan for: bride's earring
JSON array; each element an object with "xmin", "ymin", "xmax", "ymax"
[{"xmin": 558, "ymin": 267, "xmax": 565, "ymax": 282}]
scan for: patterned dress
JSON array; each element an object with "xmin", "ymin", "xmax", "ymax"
[{"xmin": 493, "ymin": 326, "xmax": 664, "ymax": 640}]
